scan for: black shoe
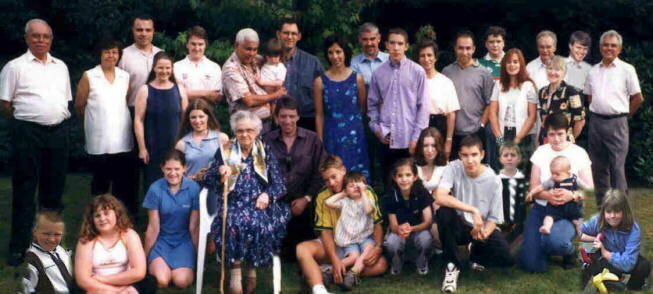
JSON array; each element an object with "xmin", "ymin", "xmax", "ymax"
[
  {"xmin": 562, "ymin": 254, "xmax": 577, "ymax": 269},
  {"xmin": 604, "ymin": 281, "xmax": 627, "ymax": 291},
  {"xmin": 7, "ymin": 251, "xmax": 24, "ymax": 267}
]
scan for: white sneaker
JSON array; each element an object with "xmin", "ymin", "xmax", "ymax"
[
  {"xmin": 470, "ymin": 262, "xmax": 486, "ymax": 272},
  {"xmin": 312, "ymin": 284, "xmax": 333, "ymax": 294},
  {"xmin": 441, "ymin": 262, "xmax": 459, "ymax": 293}
]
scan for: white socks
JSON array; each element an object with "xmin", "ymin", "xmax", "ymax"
[
  {"xmin": 230, "ymin": 267, "xmax": 242, "ymax": 292},
  {"xmin": 312, "ymin": 284, "xmax": 330, "ymax": 294}
]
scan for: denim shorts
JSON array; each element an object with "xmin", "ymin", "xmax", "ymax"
[{"xmin": 336, "ymin": 237, "xmax": 375, "ymax": 258}]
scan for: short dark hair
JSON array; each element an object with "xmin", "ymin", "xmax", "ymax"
[
  {"xmin": 343, "ymin": 170, "xmax": 367, "ymax": 187},
  {"xmin": 455, "ymin": 30, "xmax": 476, "ymax": 45},
  {"xmin": 459, "ymin": 135, "xmax": 483, "ymax": 152},
  {"xmin": 414, "ymin": 40, "xmax": 439, "ymax": 61},
  {"xmin": 161, "ymin": 149, "xmax": 186, "ymax": 167},
  {"xmin": 188, "ymin": 25, "xmax": 208, "ymax": 44},
  {"xmin": 274, "ymin": 95, "xmax": 301, "ymax": 117},
  {"xmin": 485, "ymin": 26, "xmax": 506, "ymax": 40},
  {"xmin": 278, "ymin": 16, "xmax": 300, "ymax": 32},
  {"xmin": 95, "ymin": 38, "xmax": 122, "ymax": 61},
  {"xmin": 264, "ymin": 38, "xmax": 283, "ymax": 57},
  {"xmin": 133, "ymin": 14, "xmax": 155, "ymax": 28},
  {"xmin": 387, "ymin": 28, "xmax": 409, "ymax": 43},
  {"xmin": 544, "ymin": 113, "xmax": 569, "ymax": 132},
  {"xmin": 323, "ymin": 34, "xmax": 352, "ymax": 67},
  {"xmin": 569, "ymin": 30, "xmax": 591, "ymax": 47}
]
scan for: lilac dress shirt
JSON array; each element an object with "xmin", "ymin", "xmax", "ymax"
[{"xmin": 367, "ymin": 57, "xmax": 429, "ymax": 149}]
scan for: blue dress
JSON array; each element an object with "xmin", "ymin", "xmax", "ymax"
[
  {"xmin": 144, "ymin": 84, "xmax": 182, "ymax": 187},
  {"xmin": 322, "ymin": 72, "xmax": 370, "ymax": 180},
  {"xmin": 142, "ymin": 177, "xmax": 200, "ymax": 269},
  {"xmin": 202, "ymin": 142, "xmax": 289, "ymax": 267},
  {"xmin": 182, "ymin": 130, "xmax": 221, "ymax": 176}
]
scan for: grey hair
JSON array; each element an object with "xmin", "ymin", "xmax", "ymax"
[
  {"xmin": 358, "ymin": 22, "xmax": 379, "ymax": 35},
  {"xmin": 547, "ymin": 55, "xmax": 567, "ymax": 73},
  {"xmin": 230, "ymin": 110, "xmax": 262, "ymax": 134},
  {"xmin": 600, "ymin": 30, "xmax": 623, "ymax": 47},
  {"xmin": 235, "ymin": 28, "xmax": 259, "ymax": 44},
  {"xmin": 536, "ymin": 30, "xmax": 557, "ymax": 46},
  {"xmin": 25, "ymin": 18, "xmax": 52, "ymax": 36}
]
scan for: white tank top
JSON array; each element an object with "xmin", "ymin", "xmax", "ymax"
[
  {"xmin": 84, "ymin": 65, "xmax": 133, "ymax": 155},
  {"xmin": 92, "ymin": 238, "xmax": 129, "ymax": 276}
]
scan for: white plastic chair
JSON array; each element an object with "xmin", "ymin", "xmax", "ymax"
[
  {"xmin": 195, "ymin": 187, "xmax": 282, "ymax": 294},
  {"xmin": 196, "ymin": 188, "xmax": 216, "ymax": 294}
]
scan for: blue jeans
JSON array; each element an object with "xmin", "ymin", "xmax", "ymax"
[{"xmin": 519, "ymin": 203, "xmax": 576, "ymax": 272}]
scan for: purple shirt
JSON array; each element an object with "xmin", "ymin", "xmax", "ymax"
[{"xmin": 367, "ymin": 57, "xmax": 429, "ymax": 149}]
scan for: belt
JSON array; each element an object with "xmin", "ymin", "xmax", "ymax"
[{"xmin": 590, "ymin": 112, "xmax": 628, "ymax": 120}]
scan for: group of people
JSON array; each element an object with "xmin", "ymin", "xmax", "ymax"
[{"xmin": 1, "ymin": 14, "xmax": 649, "ymax": 294}]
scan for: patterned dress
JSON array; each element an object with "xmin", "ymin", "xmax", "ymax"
[
  {"xmin": 321, "ymin": 72, "xmax": 370, "ymax": 180},
  {"xmin": 202, "ymin": 141, "xmax": 289, "ymax": 267}
]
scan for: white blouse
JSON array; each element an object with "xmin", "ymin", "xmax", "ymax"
[
  {"xmin": 417, "ymin": 165, "xmax": 446, "ymax": 194},
  {"xmin": 83, "ymin": 66, "xmax": 133, "ymax": 155},
  {"xmin": 425, "ymin": 73, "xmax": 460, "ymax": 115}
]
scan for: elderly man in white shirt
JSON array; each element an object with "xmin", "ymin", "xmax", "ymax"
[
  {"xmin": 527, "ymin": 30, "xmax": 557, "ymax": 91},
  {"xmin": 584, "ymin": 30, "xmax": 644, "ymax": 205},
  {"xmin": 174, "ymin": 26, "xmax": 222, "ymax": 104},
  {"xmin": 0, "ymin": 19, "xmax": 72, "ymax": 266},
  {"xmin": 118, "ymin": 15, "xmax": 163, "ymax": 107}
]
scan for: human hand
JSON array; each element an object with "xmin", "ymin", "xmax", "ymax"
[
  {"xmin": 291, "ymin": 197, "xmax": 309, "ymax": 216},
  {"xmin": 138, "ymin": 148, "xmax": 149, "ymax": 165},
  {"xmin": 218, "ymin": 165, "xmax": 229, "ymax": 183},
  {"xmin": 444, "ymin": 139, "xmax": 452, "ymax": 159},
  {"xmin": 332, "ymin": 259, "xmax": 346, "ymax": 284},
  {"xmin": 357, "ymin": 183, "xmax": 367, "ymax": 196},
  {"xmin": 470, "ymin": 210, "xmax": 484, "ymax": 240},
  {"xmin": 364, "ymin": 245, "xmax": 382, "ymax": 266},
  {"xmin": 276, "ymin": 87, "xmax": 287, "ymax": 97},
  {"xmin": 514, "ymin": 136, "xmax": 522, "ymax": 144},
  {"xmin": 409, "ymin": 141, "xmax": 417, "ymax": 155},
  {"xmin": 526, "ymin": 191, "xmax": 534, "ymax": 202},
  {"xmin": 593, "ymin": 238, "xmax": 603, "ymax": 250},
  {"xmin": 192, "ymin": 168, "xmax": 208, "ymax": 181},
  {"xmin": 255, "ymin": 193, "xmax": 270, "ymax": 209},
  {"xmin": 550, "ymin": 189, "xmax": 573, "ymax": 206},
  {"xmin": 206, "ymin": 90, "xmax": 220, "ymax": 102}
]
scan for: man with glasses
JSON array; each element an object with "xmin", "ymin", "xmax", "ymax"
[
  {"xmin": 263, "ymin": 96, "xmax": 326, "ymax": 257},
  {"xmin": 1, "ymin": 19, "xmax": 72, "ymax": 266},
  {"xmin": 277, "ymin": 17, "xmax": 324, "ymax": 131}
]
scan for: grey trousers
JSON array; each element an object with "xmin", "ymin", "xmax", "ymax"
[
  {"xmin": 588, "ymin": 114, "xmax": 629, "ymax": 205},
  {"xmin": 384, "ymin": 230, "xmax": 433, "ymax": 273}
]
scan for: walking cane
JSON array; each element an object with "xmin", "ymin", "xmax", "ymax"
[{"xmin": 220, "ymin": 178, "xmax": 229, "ymax": 294}]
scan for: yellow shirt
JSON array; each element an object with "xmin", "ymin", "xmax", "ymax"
[{"xmin": 314, "ymin": 186, "xmax": 382, "ymax": 231}]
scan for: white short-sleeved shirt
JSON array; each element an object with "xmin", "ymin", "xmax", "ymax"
[
  {"xmin": 84, "ymin": 66, "xmax": 133, "ymax": 155},
  {"xmin": 261, "ymin": 63, "xmax": 287, "ymax": 83},
  {"xmin": 0, "ymin": 50, "xmax": 72, "ymax": 125},
  {"xmin": 583, "ymin": 58, "xmax": 642, "ymax": 115},
  {"xmin": 418, "ymin": 165, "xmax": 446, "ymax": 194},
  {"xmin": 118, "ymin": 44, "xmax": 162, "ymax": 106},
  {"xmin": 490, "ymin": 82, "xmax": 538, "ymax": 134},
  {"xmin": 526, "ymin": 57, "xmax": 549, "ymax": 91},
  {"xmin": 426, "ymin": 73, "xmax": 460, "ymax": 115},
  {"xmin": 174, "ymin": 56, "xmax": 222, "ymax": 92},
  {"xmin": 530, "ymin": 143, "xmax": 591, "ymax": 206},
  {"xmin": 564, "ymin": 57, "xmax": 592, "ymax": 90}
]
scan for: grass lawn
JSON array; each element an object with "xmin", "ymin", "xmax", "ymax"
[{"xmin": 0, "ymin": 173, "xmax": 651, "ymax": 293}]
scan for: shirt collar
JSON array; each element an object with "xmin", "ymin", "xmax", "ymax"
[
  {"xmin": 26, "ymin": 50, "xmax": 55, "ymax": 64},
  {"xmin": 454, "ymin": 59, "xmax": 481, "ymax": 70},
  {"xmin": 389, "ymin": 56, "xmax": 408, "ymax": 68},
  {"xmin": 271, "ymin": 126, "xmax": 306, "ymax": 142},
  {"xmin": 484, "ymin": 52, "xmax": 504, "ymax": 63},
  {"xmin": 185, "ymin": 55, "xmax": 206, "ymax": 65},
  {"xmin": 169, "ymin": 177, "xmax": 191, "ymax": 194},
  {"xmin": 600, "ymin": 57, "xmax": 621, "ymax": 68},
  {"xmin": 359, "ymin": 51, "xmax": 385, "ymax": 63}
]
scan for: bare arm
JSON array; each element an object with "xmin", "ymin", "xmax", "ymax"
[
  {"xmin": 516, "ymin": 103, "xmax": 537, "ymax": 143},
  {"xmin": 629, "ymin": 93, "xmax": 644, "ymax": 116},
  {"xmin": 175, "ymin": 139, "xmax": 185, "ymax": 152},
  {"xmin": 74, "ymin": 72, "xmax": 90, "ymax": 123},
  {"xmin": 133, "ymin": 85, "xmax": 149, "ymax": 164},
  {"xmin": 0, "ymin": 101, "xmax": 12, "ymax": 119},
  {"xmin": 572, "ymin": 119, "xmax": 585, "ymax": 139},
  {"xmin": 313, "ymin": 77, "xmax": 325, "ymax": 140},
  {"xmin": 324, "ymin": 191, "xmax": 345, "ymax": 209},
  {"xmin": 435, "ymin": 188, "xmax": 480, "ymax": 216},
  {"xmin": 241, "ymin": 88, "xmax": 285, "ymax": 107},
  {"xmin": 143, "ymin": 209, "xmax": 159, "ymax": 257},
  {"xmin": 189, "ymin": 210, "xmax": 199, "ymax": 249},
  {"xmin": 488, "ymin": 101, "xmax": 502, "ymax": 137},
  {"xmin": 356, "ymin": 74, "xmax": 367, "ymax": 113},
  {"xmin": 388, "ymin": 214, "xmax": 400, "ymax": 234},
  {"xmin": 445, "ymin": 111, "xmax": 456, "ymax": 157},
  {"xmin": 411, "ymin": 206, "xmax": 433, "ymax": 232},
  {"xmin": 480, "ymin": 104, "xmax": 491, "ymax": 126},
  {"xmin": 179, "ymin": 84, "xmax": 189, "ymax": 114},
  {"xmin": 580, "ymin": 233, "xmax": 596, "ymax": 242},
  {"xmin": 360, "ymin": 187, "xmax": 374, "ymax": 215},
  {"xmin": 74, "ymin": 241, "xmax": 126, "ymax": 292}
]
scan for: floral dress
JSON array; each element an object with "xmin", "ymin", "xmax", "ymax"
[
  {"xmin": 322, "ymin": 72, "xmax": 370, "ymax": 181},
  {"xmin": 202, "ymin": 141, "xmax": 289, "ymax": 267}
]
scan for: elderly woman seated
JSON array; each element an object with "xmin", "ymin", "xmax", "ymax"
[{"xmin": 200, "ymin": 110, "xmax": 289, "ymax": 294}]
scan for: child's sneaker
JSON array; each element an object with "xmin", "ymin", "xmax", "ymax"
[
  {"xmin": 441, "ymin": 262, "xmax": 460, "ymax": 293},
  {"xmin": 470, "ymin": 262, "xmax": 486, "ymax": 272},
  {"xmin": 341, "ymin": 270, "xmax": 359, "ymax": 291},
  {"xmin": 319, "ymin": 264, "xmax": 334, "ymax": 286}
]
